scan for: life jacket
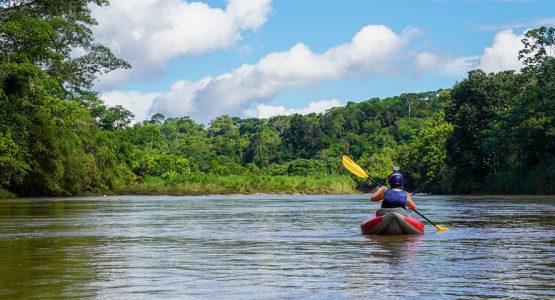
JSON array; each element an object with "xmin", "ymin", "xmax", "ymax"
[{"xmin": 381, "ymin": 188, "xmax": 407, "ymax": 209}]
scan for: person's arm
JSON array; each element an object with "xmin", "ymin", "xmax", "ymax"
[
  {"xmin": 371, "ymin": 186, "xmax": 387, "ymax": 202},
  {"xmin": 406, "ymin": 193, "xmax": 416, "ymax": 210}
]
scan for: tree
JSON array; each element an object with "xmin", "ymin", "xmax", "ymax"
[
  {"xmin": 444, "ymin": 70, "xmax": 518, "ymax": 192},
  {"xmin": 0, "ymin": 0, "xmax": 131, "ymax": 195},
  {"xmin": 282, "ymin": 114, "xmax": 321, "ymax": 159},
  {"xmin": 101, "ymin": 105, "xmax": 134, "ymax": 130},
  {"xmin": 79, "ymin": 92, "xmax": 134, "ymax": 129},
  {"xmin": 149, "ymin": 113, "xmax": 166, "ymax": 125},
  {"xmin": 399, "ymin": 113, "xmax": 453, "ymax": 193},
  {"xmin": 519, "ymin": 26, "xmax": 555, "ymax": 68},
  {"xmin": 0, "ymin": 0, "xmax": 130, "ymax": 94}
]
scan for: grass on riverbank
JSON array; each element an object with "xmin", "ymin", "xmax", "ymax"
[
  {"xmin": 0, "ymin": 189, "xmax": 16, "ymax": 199},
  {"xmin": 115, "ymin": 174, "xmax": 358, "ymax": 195}
]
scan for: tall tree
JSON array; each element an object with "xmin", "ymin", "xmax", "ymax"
[
  {"xmin": 0, "ymin": 0, "xmax": 131, "ymax": 195},
  {"xmin": 518, "ymin": 26, "xmax": 555, "ymax": 69},
  {"xmin": 444, "ymin": 70, "xmax": 519, "ymax": 192},
  {"xmin": 0, "ymin": 0, "xmax": 130, "ymax": 93},
  {"xmin": 399, "ymin": 112, "xmax": 453, "ymax": 193}
]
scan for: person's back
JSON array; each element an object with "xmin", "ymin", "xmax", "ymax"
[
  {"xmin": 382, "ymin": 188, "xmax": 407, "ymax": 209},
  {"xmin": 370, "ymin": 170, "xmax": 416, "ymax": 213}
]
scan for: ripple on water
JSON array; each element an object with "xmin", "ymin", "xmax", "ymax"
[{"xmin": 0, "ymin": 195, "xmax": 554, "ymax": 299}]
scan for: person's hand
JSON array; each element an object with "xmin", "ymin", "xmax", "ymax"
[{"xmin": 370, "ymin": 186, "xmax": 386, "ymax": 201}]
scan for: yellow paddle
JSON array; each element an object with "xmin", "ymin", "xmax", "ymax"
[{"xmin": 342, "ymin": 155, "xmax": 448, "ymax": 232}]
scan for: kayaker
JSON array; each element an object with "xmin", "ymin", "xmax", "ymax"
[{"xmin": 370, "ymin": 170, "xmax": 416, "ymax": 216}]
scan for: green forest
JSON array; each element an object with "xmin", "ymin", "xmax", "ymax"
[{"xmin": 1, "ymin": 1, "xmax": 554, "ymax": 198}]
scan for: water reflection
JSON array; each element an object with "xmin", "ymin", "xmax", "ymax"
[
  {"xmin": 362, "ymin": 235, "xmax": 423, "ymax": 266},
  {"xmin": 0, "ymin": 195, "xmax": 554, "ymax": 299},
  {"xmin": 0, "ymin": 199, "xmax": 106, "ymax": 298}
]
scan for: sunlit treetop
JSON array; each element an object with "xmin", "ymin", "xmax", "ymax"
[
  {"xmin": 519, "ymin": 26, "xmax": 555, "ymax": 68},
  {"xmin": 0, "ymin": 0, "xmax": 129, "ymax": 95}
]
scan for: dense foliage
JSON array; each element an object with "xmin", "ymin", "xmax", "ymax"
[
  {"xmin": 1, "ymin": 1, "xmax": 553, "ymax": 196},
  {"xmin": 445, "ymin": 27, "xmax": 555, "ymax": 194},
  {"xmin": 0, "ymin": 0, "xmax": 131, "ymax": 196},
  {"xmin": 108, "ymin": 91, "xmax": 443, "ymax": 192}
]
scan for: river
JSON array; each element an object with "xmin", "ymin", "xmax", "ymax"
[{"xmin": 0, "ymin": 195, "xmax": 554, "ymax": 299}]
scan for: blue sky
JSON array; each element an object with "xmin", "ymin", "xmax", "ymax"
[{"xmin": 90, "ymin": 0, "xmax": 555, "ymax": 124}]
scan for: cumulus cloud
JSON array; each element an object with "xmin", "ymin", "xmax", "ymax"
[
  {"xmin": 244, "ymin": 99, "xmax": 344, "ymax": 119},
  {"xmin": 441, "ymin": 56, "xmax": 480, "ymax": 76},
  {"xmin": 99, "ymin": 25, "xmax": 532, "ymax": 124},
  {"xmin": 100, "ymin": 91, "xmax": 162, "ymax": 122},
  {"xmin": 414, "ymin": 52, "xmax": 440, "ymax": 76},
  {"xmin": 146, "ymin": 25, "xmax": 414, "ymax": 123},
  {"xmin": 415, "ymin": 29, "xmax": 525, "ymax": 77},
  {"xmin": 476, "ymin": 29, "xmax": 524, "ymax": 72},
  {"xmin": 91, "ymin": 0, "xmax": 272, "ymax": 89}
]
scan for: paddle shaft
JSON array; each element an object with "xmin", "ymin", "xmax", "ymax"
[
  {"xmin": 411, "ymin": 208, "xmax": 440, "ymax": 227},
  {"xmin": 367, "ymin": 177, "xmax": 383, "ymax": 188}
]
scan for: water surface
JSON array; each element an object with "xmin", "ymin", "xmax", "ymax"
[{"xmin": 0, "ymin": 195, "xmax": 554, "ymax": 299}]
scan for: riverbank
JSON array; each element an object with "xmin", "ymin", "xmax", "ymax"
[
  {"xmin": 0, "ymin": 175, "xmax": 361, "ymax": 198},
  {"xmin": 115, "ymin": 174, "xmax": 358, "ymax": 196},
  {"xmin": 0, "ymin": 189, "xmax": 16, "ymax": 199}
]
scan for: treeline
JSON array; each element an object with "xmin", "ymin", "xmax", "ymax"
[
  {"xmin": 107, "ymin": 90, "xmax": 444, "ymax": 188},
  {"xmin": 1, "ymin": 1, "xmax": 553, "ymax": 197}
]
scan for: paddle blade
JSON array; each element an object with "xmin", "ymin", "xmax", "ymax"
[
  {"xmin": 342, "ymin": 155, "xmax": 369, "ymax": 179},
  {"xmin": 435, "ymin": 225, "xmax": 448, "ymax": 232}
]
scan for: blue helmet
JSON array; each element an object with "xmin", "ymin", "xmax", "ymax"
[{"xmin": 388, "ymin": 172, "xmax": 404, "ymax": 187}]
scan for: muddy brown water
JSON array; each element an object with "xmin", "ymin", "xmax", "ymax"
[{"xmin": 0, "ymin": 195, "xmax": 554, "ymax": 299}]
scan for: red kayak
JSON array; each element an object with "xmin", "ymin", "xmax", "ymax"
[{"xmin": 361, "ymin": 210, "xmax": 425, "ymax": 235}]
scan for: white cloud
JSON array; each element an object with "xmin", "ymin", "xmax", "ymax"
[
  {"xmin": 100, "ymin": 91, "xmax": 162, "ymax": 122},
  {"xmin": 99, "ymin": 25, "xmax": 533, "ymax": 124},
  {"xmin": 416, "ymin": 29, "xmax": 525, "ymax": 77},
  {"xmin": 151, "ymin": 78, "xmax": 212, "ymax": 118},
  {"xmin": 414, "ymin": 52, "xmax": 440, "ymax": 76},
  {"xmin": 476, "ymin": 29, "xmax": 524, "ymax": 72},
  {"xmin": 441, "ymin": 56, "xmax": 480, "ymax": 76},
  {"xmin": 409, "ymin": 52, "xmax": 478, "ymax": 77},
  {"xmin": 244, "ymin": 99, "xmax": 344, "ymax": 119},
  {"xmin": 144, "ymin": 25, "xmax": 414, "ymax": 123},
  {"xmin": 92, "ymin": 0, "xmax": 272, "ymax": 89},
  {"xmin": 227, "ymin": 0, "xmax": 272, "ymax": 30}
]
